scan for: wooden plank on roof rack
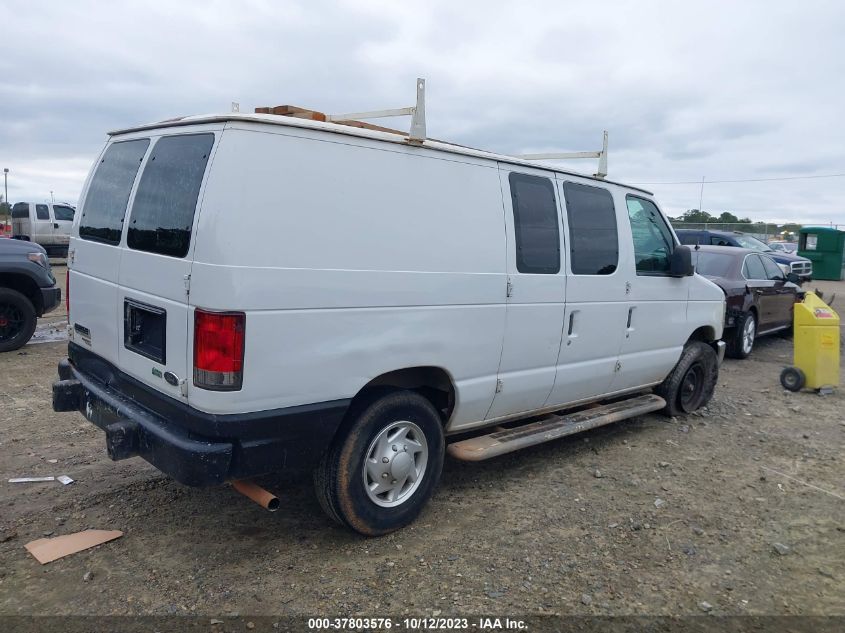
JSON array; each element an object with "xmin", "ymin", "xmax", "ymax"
[
  {"xmin": 254, "ymin": 105, "xmax": 327, "ymax": 121},
  {"xmin": 332, "ymin": 119, "xmax": 407, "ymax": 136}
]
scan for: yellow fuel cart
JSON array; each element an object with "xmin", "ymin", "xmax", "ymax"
[{"xmin": 780, "ymin": 292, "xmax": 840, "ymax": 392}]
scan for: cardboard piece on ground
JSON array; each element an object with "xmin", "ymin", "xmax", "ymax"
[
  {"xmin": 56, "ymin": 475, "xmax": 74, "ymax": 485},
  {"xmin": 25, "ymin": 529, "xmax": 123, "ymax": 564}
]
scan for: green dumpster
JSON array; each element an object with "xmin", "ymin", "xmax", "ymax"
[{"xmin": 798, "ymin": 227, "xmax": 845, "ymax": 281}]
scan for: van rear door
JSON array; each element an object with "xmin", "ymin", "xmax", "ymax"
[{"xmin": 115, "ymin": 132, "xmax": 217, "ymax": 401}]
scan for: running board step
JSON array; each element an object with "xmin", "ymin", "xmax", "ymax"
[{"xmin": 447, "ymin": 394, "xmax": 666, "ymax": 462}]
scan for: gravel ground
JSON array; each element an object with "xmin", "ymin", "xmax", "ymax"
[{"xmin": 0, "ymin": 271, "xmax": 843, "ymax": 618}]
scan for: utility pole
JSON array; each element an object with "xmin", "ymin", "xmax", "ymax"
[
  {"xmin": 3, "ymin": 168, "xmax": 8, "ymax": 208},
  {"xmin": 698, "ymin": 176, "xmax": 705, "ymax": 213}
]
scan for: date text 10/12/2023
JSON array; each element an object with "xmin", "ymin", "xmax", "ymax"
[{"xmin": 307, "ymin": 617, "xmax": 528, "ymax": 630}]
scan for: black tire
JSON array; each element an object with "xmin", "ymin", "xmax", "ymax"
[
  {"xmin": 0, "ymin": 288, "xmax": 38, "ymax": 353},
  {"xmin": 314, "ymin": 390, "xmax": 445, "ymax": 536},
  {"xmin": 780, "ymin": 367, "xmax": 805, "ymax": 392},
  {"xmin": 726, "ymin": 311, "xmax": 756, "ymax": 359},
  {"xmin": 655, "ymin": 341, "xmax": 719, "ymax": 416}
]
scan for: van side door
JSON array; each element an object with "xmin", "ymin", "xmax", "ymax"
[
  {"xmin": 545, "ymin": 180, "xmax": 627, "ymax": 407},
  {"xmin": 485, "ymin": 168, "xmax": 566, "ymax": 420},
  {"xmin": 611, "ymin": 195, "xmax": 691, "ymax": 393}
]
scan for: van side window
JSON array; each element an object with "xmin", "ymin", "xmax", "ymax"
[
  {"xmin": 563, "ymin": 182, "xmax": 618, "ymax": 275},
  {"xmin": 53, "ymin": 205, "xmax": 75, "ymax": 221},
  {"xmin": 35, "ymin": 204, "xmax": 49, "ymax": 220},
  {"xmin": 127, "ymin": 133, "xmax": 214, "ymax": 258},
  {"xmin": 508, "ymin": 173, "xmax": 560, "ymax": 274},
  {"xmin": 80, "ymin": 139, "xmax": 150, "ymax": 245},
  {"xmin": 11, "ymin": 203, "xmax": 29, "ymax": 219},
  {"xmin": 625, "ymin": 196, "xmax": 675, "ymax": 275}
]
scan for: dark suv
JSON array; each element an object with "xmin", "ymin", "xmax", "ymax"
[
  {"xmin": 675, "ymin": 230, "xmax": 812, "ymax": 280},
  {"xmin": 0, "ymin": 238, "xmax": 62, "ymax": 351}
]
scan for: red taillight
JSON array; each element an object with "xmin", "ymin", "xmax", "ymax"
[{"xmin": 193, "ymin": 309, "xmax": 245, "ymax": 391}]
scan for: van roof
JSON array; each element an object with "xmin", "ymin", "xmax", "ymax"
[{"xmin": 110, "ymin": 112, "xmax": 653, "ymax": 196}]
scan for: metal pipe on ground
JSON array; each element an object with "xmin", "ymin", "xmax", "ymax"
[{"xmin": 231, "ymin": 480, "xmax": 279, "ymax": 511}]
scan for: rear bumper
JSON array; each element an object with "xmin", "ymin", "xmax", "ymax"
[
  {"xmin": 40, "ymin": 286, "xmax": 61, "ymax": 315},
  {"xmin": 52, "ymin": 348, "xmax": 350, "ymax": 487}
]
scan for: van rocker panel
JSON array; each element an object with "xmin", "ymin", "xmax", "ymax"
[{"xmin": 53, "ymin": 344, "xmax": 350, "ymax": 486}]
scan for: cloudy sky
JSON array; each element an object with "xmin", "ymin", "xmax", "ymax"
[{"xmin": 2, "ymin": 0, "xmax": 844, "ymax": 225}]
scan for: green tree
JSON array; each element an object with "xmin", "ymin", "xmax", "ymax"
[{"xmin": 678, "ymin": 209, "xmax": 715, "ymax": 223}]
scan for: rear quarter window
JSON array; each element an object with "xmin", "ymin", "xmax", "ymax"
[
  {"xmin": 11, "ymin": 203, "xmax": 29, "ymax": 219},
  {"xmin": 80, "ymin": 139, "xmax": 150, "ymax": 245},
  {"xmin": 563, "ymin": 182, "xmax": 618, "ymax": 275},
  {"xmin": 53, "ymin": 205, "xmax": 75, "ymax": 221},
  {"xmin": 127, "ymin": 133, "xmax": 214, "ymax": 258}
]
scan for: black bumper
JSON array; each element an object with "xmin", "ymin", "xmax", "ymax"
[
  {"xmin": 52, "ymin": 345, "xmax": 350, "ymax": 487},
  {"xmin": 40, "ymin": 286, "xmax": 61, "ymax": 315}
]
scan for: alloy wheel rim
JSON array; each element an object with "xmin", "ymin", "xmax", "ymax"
[
  {"xmin": 742, "ymin": 317, "xmax": 755, "ymax": 354},
  {"xmin": 363, "ymin": 421, "xmax": 428, "ymax": 508}
]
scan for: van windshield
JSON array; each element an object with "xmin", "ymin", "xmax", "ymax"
[{"xmin": 127, "ymin": 133, "xmax": 214, "ymax": 258}]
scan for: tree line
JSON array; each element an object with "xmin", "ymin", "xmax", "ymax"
[{"xmin": 670, "ymin": 209, "xmax": 801, "ymax": 236}]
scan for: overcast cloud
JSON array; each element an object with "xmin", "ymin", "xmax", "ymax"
[{"xmin": 1, "ymin": 0, "xmax": 844, "ymax": 224}]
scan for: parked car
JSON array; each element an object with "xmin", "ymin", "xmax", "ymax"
[
  {"xmin": 0, "ymin": 238, "xmax": 61, "ymax": 351},
  {"xmin": 692, "ymin": 245, "xmax": 802, "ymax": 358},
  {"xmin": 768, "ymin": 241, "xmax": 798, "ymax": 254},
  {"xmin": 51, "ymin": 108, "xmax": 726, "ymax": 535},
  {"xmin": 676, "ymin": 229, "xmax": 812, "ymax": 281},
  {"xmin": 11, "ymin": 201, "xmax": 76, "ymax": 257}
]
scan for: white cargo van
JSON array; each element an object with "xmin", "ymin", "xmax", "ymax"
[
  {"xmin": 53, "ymin": 100, "xmax": 725, "ymax": 535},
  {"xmin": 12, "ymin": 201, "xmax": 75, "ymax": 256}
]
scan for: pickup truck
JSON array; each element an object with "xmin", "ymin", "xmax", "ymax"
[{"xmin": 0, "ymin": 238, "xmax": 62, "ymax": 351}]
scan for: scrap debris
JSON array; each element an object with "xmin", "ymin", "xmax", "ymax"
[{"xmin": 24, "ymin": 529, "xmax": 123, "ymax": 564}]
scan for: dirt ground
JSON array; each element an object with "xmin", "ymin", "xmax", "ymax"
[{"xmin": 0, "ymin": 268, "xmax": 843, "ymax": 618}]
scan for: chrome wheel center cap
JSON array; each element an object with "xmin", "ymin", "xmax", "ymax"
[{"xmin": 390, "ymin": 452, "xmax": 413, "ymax": 479}]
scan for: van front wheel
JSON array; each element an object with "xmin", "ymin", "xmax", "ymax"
[
  {"xmin": 314, "ymin": 390, "xmax": 445, "ymax": 536},
  {"xmin": 655, "ymin": 341, "xmax": 718, "ymax": 416}
]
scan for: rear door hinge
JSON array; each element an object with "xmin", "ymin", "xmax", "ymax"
[
  {"xmin": 495, "ymin": 379, "xmax": 504, "ymax": 393},
  {"xmin": 615, "ymin": 361, "xmax": 622, "ymax": 372},
  {"xmin": 183, "ymin": 274, "xmax": 191, "ymax": 297},
  {"xmin": 506, "ymin": 277, "xmax": 513, "ymax": 298}
]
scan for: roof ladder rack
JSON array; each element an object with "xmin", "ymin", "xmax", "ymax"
[
  {"xmin": 327, "ymin": 78, "xmax": 427, "ymax": 144},
  {"xmin": 256, "ymin": 78, "xmax": 427, "ymax": 144},
  {"xmin": 516, "ymin": 130, "xmax": 609, "ymax": 179}
]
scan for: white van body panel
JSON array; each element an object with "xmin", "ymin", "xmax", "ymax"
[
  {"xmin": 67, "ymin": 112, "xmax": 725, "ymax": 438},
  {"xmin": 189, "ymin": 124, "xmax": 507, "ymax": 420}
]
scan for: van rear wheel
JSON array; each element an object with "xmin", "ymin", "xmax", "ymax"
[
  {"xmin": 655, "ymin": 341, "xmax": 718, "ymax": 416},
  {"xmin": 0, "ymin": 288, "xmax": 37, "ymax": 353},
  {"xmin": 314, "ymin": 390, "xmax": 445, "ymax": 536}
]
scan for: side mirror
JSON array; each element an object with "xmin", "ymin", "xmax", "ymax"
[
  {"xmin": 786, "ymin": 272, "xmax": 800, "ymax": 285},
  {"xmin": 670, "ymin": 245, "xmax": 694, "ymax": 277}
]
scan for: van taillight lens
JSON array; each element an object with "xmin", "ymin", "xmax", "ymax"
[{"xmin": 193, "ymin": 309, "xmax": 245, "ymax": 391}]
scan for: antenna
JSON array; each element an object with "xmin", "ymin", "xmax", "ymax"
[{"xmin": 517, "ymin": 130, "xmax": 609, "ymax": 179}]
